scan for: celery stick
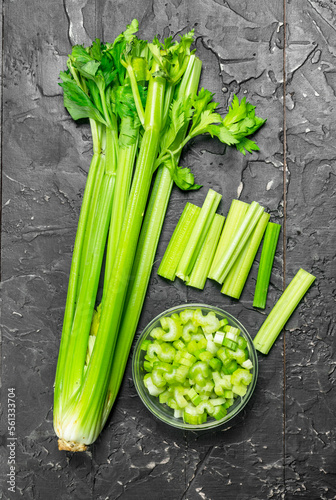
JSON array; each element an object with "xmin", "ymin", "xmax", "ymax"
[
  {"xmin": 209, "ymin": 199, "xmax": 248, "ymax": 278},
  {"xmin": 253, "ymin": 268, "xmax": 316, "ymax": 354},
  {"xmin": 221, "ymin": 212, "xmax": 270, "ymax": 299},
  {"xmin": 104, "ymin": 117, "xmax": 139, "ymax": 287},
  {"xmin": 188, "ymin": 213, "xmax": 225, "ymax": 289},
  {"xmin": 176, "ymin": 189, "xmax": 222, "ymax": 281},
  {"xmin": 158, "ymin": 203, "xmax": 201, "ymax": 281},
  {"xmin": 210, "ymin": 201, "xmax": 265, "ymax": 284},
  {"xmin": 253, "ymin": 222, "xmax": 281, "ymax": 309},
  {"xmin": 100, "ymin": 56, "xmax": 204, "ymax": 427}
]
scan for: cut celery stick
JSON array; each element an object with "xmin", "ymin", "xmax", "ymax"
[
  {"xmin": 253, "ymin": 222, "xmax": 281, "ymax": 309},
  {"xmin": 176, "ymin": 189, "xmax": 222, "ymax": 281},
  {"xmin": 187, "ymin": 213, "xmax": 225, "ymax": 289},
  {"xmin": 158, "ymin": 203, "xmax": 201, "ymax": 280},
  {"xmin": 209, "ymin": 199, "xmax": 248, "ymax": 277},
  {"xmin": 221, "ymin": 212, "xmax": 270, "ymax": 299},
  {"xmin": 253, "ymin": 268, "xmax": 316, "ymax": 354},
  {"xmin": 210, "ymin": 201, "xmax": 265, "ymax": 284}
]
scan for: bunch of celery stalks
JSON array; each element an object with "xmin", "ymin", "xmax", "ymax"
[
  {"xmin": 52, "ymin": 20, "xmax": 297, "ymax": 451},
  {"xmin": 158, "ymin": 189, "xmax": 315, "ymax": 354}
]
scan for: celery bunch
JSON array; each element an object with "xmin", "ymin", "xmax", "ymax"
[{"xmin": 53, "ymin": 20, "xmax": 265, "ymax": 451}]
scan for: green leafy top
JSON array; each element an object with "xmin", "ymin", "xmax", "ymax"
[
  {"xmin": 148, "ymin": 30, "xmax": 195, "ymax": 83},
  {"xmin": 59, "ymin": 20, "xmax": 148, "ymax": 131},
  {"xmin": 154, "ymin": 91, "xmax": 266, "ymax": 191}
]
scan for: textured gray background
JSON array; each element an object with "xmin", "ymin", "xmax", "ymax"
[{"xmin": 0, "ymin": 0, "xmax": 335, "ymax": 499}]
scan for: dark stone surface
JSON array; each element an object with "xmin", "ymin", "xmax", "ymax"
[{"xmin": 0, "ymin": 0, "xmax": 334, "ymax": 499}]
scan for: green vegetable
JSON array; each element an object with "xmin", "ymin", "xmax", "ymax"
[
  {"xmin": 253, "ymin": 222, "xmax": 281, "ymax": 309},
  {"xmin": 187, "ymin": 213, "xmax": 225, "ymax": 289},
  {"xmin": 140, "ymin": 308, "xmax": 254, "ymax": 425},
  {"xmin": 53, "ymin": 21, "xmax": 265, "ymax": 451},
  {"xmin": 176, "ymin": 189, "xmax": 222, "ymax": 281},
  {"xmin": 158, "ymin": 203, "xmax": 201, "ymax": 281},
  {"xmin": 210, "ymin": 201, "xmax": 265, "ymax": 284},
  {"xmin": 221, "ymin": 212, "xmax": 270, "ymax": 299},
  {"xmin": 253, "ymin": 268, "xmax": 316, "ymax": 354},
  {"xmin": 209, "ymin": 199, "xmax": 248, "ymax": 277}
]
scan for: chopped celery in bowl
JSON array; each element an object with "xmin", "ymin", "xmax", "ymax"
[{"xmin": 132, "ymin": 304, "xmax": 258, "ymax": 430}]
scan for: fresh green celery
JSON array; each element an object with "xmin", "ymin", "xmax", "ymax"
[
  {"xmin": 140, "ymin": 308, "xmax": 254, "ymax": 425},
  {"xmin": 221, "ymin": 212, "xmax": 270, "ymax": 299},
  {"xmin": 101, "ymin": 55, "xmax": 203, "ymax": 423},
  {"xmin": 60, "ymin": 155, "xmax": 116, "ymax": 406},
  {"xmin": 158, "ymin": 203, "xmax": 201, "ymax": 281},
  {"xmin": 210, "ymin": 201, "xmax": 265, "ymax": 284},
  {"xmin": 103, "ymin": 73, "xmax": 265, "ymax": 428},
  {"xmin": 253, "ymin": 222, "xmax": 281, "ymax": 309},
  {"xmin": 176, "ymin": 189, "xmax": 222, "ymax": 281},
  {"xmin": 253, "ymin": 268, "xmax": 316, "ymax": 354},
  {"xmin": 54, "ymin": 122, "xmax": 117, "ymax": 418},
  {"xmin": 54, "ymin": 23, "xmax": 266, "ymax": 449},
  {"xmin": 58, "ymin": 65, "xmax": 167, "ymax": 447},
  {"xmin": 53, "ymin": 129, "xmax": 103, "ymax": 421},
  {"xmin": 104, "ymin": 116, "xmax": 140, "ymax": 287},
  {"xmin": 187, "ymin": 213, "xmax": 225, "ymax": 289},
  {"xmin": 209, "ymin": 199, "xmax": 248, "ymax": 278}
]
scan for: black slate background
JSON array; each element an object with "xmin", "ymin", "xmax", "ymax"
[{"xmin": 0, "ymin": 1, "xmax": 335, "ymax": 499}]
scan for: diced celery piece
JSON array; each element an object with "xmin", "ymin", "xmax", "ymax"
[
  {"xmin": 189, "ymin": 361, "xmax": 211, "ymax": 386},
  {"xmin": 160, "ymin": 316, "xmax": 182, "ymax": 341},
  {"xmin": 232, "ymin": 384, "xmax": 247, "ymax": 397},
  {"xmin": 223, "ymin": 390, "xmax": 234, "ymax": 399},
  {"xmin": 183, "ymin": 408, "xmax": 207, "ymax": 425},
  {"xmin": 206, "ymin": 339, "xmax": 218, "ymax": 354},
  {"xmin": 140, "ymin": 339, "xmax": 151, "ymax": 351},
  {"xmin": 159, "ymin": 390, "xmax": 171, "ymax": 404},
  {"xmin": 144, "ymin": 374, "xmax": 166, "ymax": 396},
  {"xmin": 237, "ymin": 336, "xmax": 247, "ymax": 350},
  {"xmin": 213, "ymin": 331, "xmax": 225, "ymax": 345},
  {"xmin": 241, "ymin": 359, "xmax": 253, "ymax": 370},
  {"xmin": 209, "ymin": 357, "xmax": 222, "ymax": 372},
  {"xmin": 210, "ymin": 397, "xmax": 226, "ymax": 406},
  {"xmin": 143, "ymin": 360, "xmax": 153, "ymax": 372},
  {"xmin": 187, "ymin": 387, "xmax": 201, "ymax": 406},
  {"xmin": 152, "ymin": 362, "xmax": 172, "ymax": 387},
  {"xmin": 222, "ymin": 338, "xmax": 238, "ymax": 351},
  {"xmin": 198, "ymin": 350, "xmax": 214, "ymax": 362},
  {"xmin": 231, "ymin": 368, "xmax": 253, "ymax": 386},
  {"xmin": 173, "ymin": 339, "xmax": 185, "ymax": 350},
  {"xmin": 174, "ymin": 387, "xmax": 189, "ymax": 408},
  {"xmin": 213, "ymin": 405, "xmax": 227, "ymax": 420},
  {"xmin": 150, "ymin": 327, "xmax": 166, "ymax": 340},
  {"xmin": 179, "ymin": 309, "xmax": 195, "ymax": 324},
  {"xmin": 174, "ymin": 409, "xmax": 184, "ymax": 418},
  {"xmin": 167, "ymin": 397, "xmax": 179, "ymax": 409}
]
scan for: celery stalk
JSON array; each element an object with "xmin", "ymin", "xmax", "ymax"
[
  {"xmin": 104, "ymin": 117, "xmax": 139, "ymax": 287},
  {"xmin": 54, "ymin": 25, "xmax": 266, "ymax": 450},
  {"xmin": 210, "ymin": 201, "xmax": 264, "ymax": 284},
  {"xmin": 55, "ymin": 68, "xmax": 167, "ymax": 448},
  {"xmin": 176, "ymin": 189, "xmax": 222, "ymax": 281},
  {"xmin": 209, "ymin": 199, "xmax": 248, "ymax": 277},
  {"xmin": 54, "ymin": 122, "xmax": 114, "ymax": 419},
  {"xmin": 59, "ymin": 144, "xmax": 117, "ymax": 407},
  {"xmin": 221, "ymin": 212, "xmax": 270, "ymax": 299},
  {"xmin": 158, "ymin": 203, "xmax": 201, "ymax": 281},
  {"xmin": 54, "ymin": 152, "xmax": 102, "ymax": 420},
  {"xmin": 188, "ymin": 213, "xmax": 225, "ymax": 289},
  {"xmin": 253, "ymin": 268, "xmax": 316, "ymax": 354},
  {"xmin": 100, "ymin": 56, "xmax": 203, "ymax": 423},
  {"xmin": 253, "ymin": 222, "xmax": 281, "ymax": 309}
]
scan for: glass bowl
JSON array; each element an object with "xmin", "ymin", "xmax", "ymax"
[{"xmin": 132, "ymin": 303, "xmax": 258, "ymax": 430}]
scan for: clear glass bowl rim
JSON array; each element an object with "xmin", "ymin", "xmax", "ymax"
[{"xmin": 132, "ymin": 303, "xmax": 258, "ymax": 431}]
